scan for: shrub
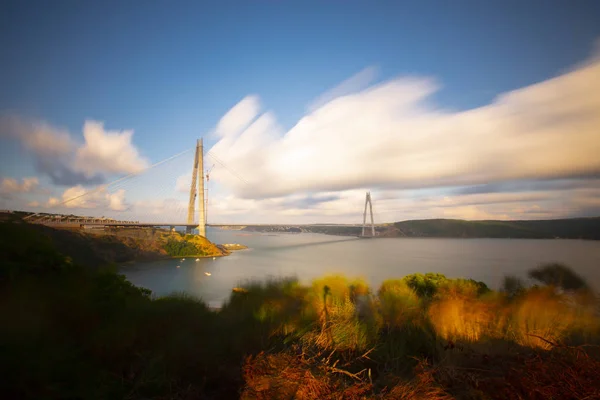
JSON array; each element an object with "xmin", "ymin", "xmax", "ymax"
[
  {"xmin": 378, "ymin": 280, "xmax": 421, "ymax": 328},
  {"xmin": 403, "ymin": 273, "xmax": 448, "ymax": 298},
  {"xmin": 507, "ymin": 287, "xmax": 581, "ymax": 349},
  {"xmin": 501, "ymin": 275, "xmax": 527, "ymax": 298},
  {"xmin": 303, "ymin": 275, "xmax": 376, "ymax": 351},
  {"xmin": 402, "ymin": 273, "xmax": 490, "ymax": 299},
  {"xmin": 163, "ymin": 239, "xmax": 202, "ymax": 257},
  {"xmin": 428, "ymin": 295, "xmax": 500, "ymax": 343},
  {"xmin": 529, "ymin": 263, "xmax": 589, "ymax": 291}
]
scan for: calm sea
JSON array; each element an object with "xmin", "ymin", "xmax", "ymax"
[{"xmin": 120, "ymin": 228, "xmax": 600, "ymax": 308}]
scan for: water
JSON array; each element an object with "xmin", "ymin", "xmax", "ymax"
[{"xmin": 121, "ymin": 228, "xmax": 600, "ymax": 307}]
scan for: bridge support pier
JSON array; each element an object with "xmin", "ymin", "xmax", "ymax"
[
  {"xmin": 186, "ymin": 139, "xmax": 206, "ymax": 236},
  {"xmin": 362, "ymin": 192, "xmax": 375, "ymax": 237}
]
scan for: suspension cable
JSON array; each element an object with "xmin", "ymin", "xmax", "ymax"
[
  {"xmin": 206, "ymin": 151, "xmax": 249, "ymax": 185},
  {"xmin": 24, "ymin": 147, "xmax": 194, "ymax": 221}
]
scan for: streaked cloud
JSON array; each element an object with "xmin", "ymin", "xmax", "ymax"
[
  {"xmin": 208, "ymin": 58, "xmax": 600, "ymax": 201},
  {"xmin": 4, "ymin": 48, "xmax": 600, "ymax": 224},
  {"xmin": 176, "ymin": 53, "xmax": 600, "ymax": 223},
  {"xmin": 307, "ymin": 66, "xmax": 378, "ymax": 112},
  {"xmin": 213, "ymin": 95, "xmax": 261, "ymax": 139}
]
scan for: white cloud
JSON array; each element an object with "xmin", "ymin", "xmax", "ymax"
[
  {"xmin": 214, "ymin": 95, "xmax": 261, "ymax": 138},
  {"xmin": 0, "ymin": 177, "xmax": 39, "ymax": 193},
  {"xmin": 27, "ymin": 201, "xmax": 40, "ymax": 207},
  {"xmin": 46, "ymin": 197, "xmax": 61, "ymax": 207},
  {"xmin": 45, "ymin": 185, "xmax": 129, "ymax": 211},
  {"xmin": 0, "ymin": 116, "xmax": 148, "ymax": 185},
  {"xmin": 106, "ymin": 189, "xmax": 127, "ymax": 211},
  {"xmin": 0, "ymin": 116, "xmax": 74, "ymax": 157},
  {"xmin": 74, "ymin": 121, "xmax": 149, "ymax": 176},
  {"xmin": 207, "ymin": 58, "xmax": 600, "ymax": 201}
]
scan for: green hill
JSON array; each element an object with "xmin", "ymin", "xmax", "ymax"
[
  {"xmin": 0, "ymin": 222, "xmax": 225, "ymax": 270},
  {"xmin": 227, "ymin": 217, "xmax": 600, "ymax": 239},
  {"xmin": 393, "ymin": 217, "xmax": 600, "ymax": 239}
]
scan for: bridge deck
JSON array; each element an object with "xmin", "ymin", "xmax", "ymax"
[{"xmin": 32, "ymin": 221, "xmax": 367, "ymax": 228}]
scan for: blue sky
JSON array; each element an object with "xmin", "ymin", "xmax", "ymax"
[{"xmin": 1, "ymin": 1, "xmax": 600, "ymax": 223}]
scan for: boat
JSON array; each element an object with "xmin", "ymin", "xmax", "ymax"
[
  {"xmin": 212, "ymin": 257, "xmax": 216, "ymax": 260},
  {"xmin": 181, "ymin": 258, "xmax": 185, "ymax": 261},
  {"xmin": 195, "ymin": 258, "xmax": 200, "ymax": 261},
  {"xmin": 176, "ymin": 265, "xmax": 180, "ymax": 268},
  {"xmin": 204, "ymin": 272, "xmax": 211, "ymax": 276}
]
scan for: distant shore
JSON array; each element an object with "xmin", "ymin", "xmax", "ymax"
[{"xmin": 217, "ymin": 217, "xmax": 600, "ymax": 240}]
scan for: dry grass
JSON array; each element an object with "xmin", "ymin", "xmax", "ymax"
[
  {"xmin": 242, "ymin": 349, "xmax": 372, "ymax": 400},
  {"xmin": 427, "ymin": 285, "xmax": 599, "ymax": 350},
  {"xmin": 507, "ymin": 288, "xmax": 578, "ymax": 349},
  {"xmin": 435, "ymin": 346, "xmax": 600, "ymax": 400},
  {"xmin": 237, "ymin": 274, "xmax": 600, "ymax": 398},
  {"xmin": 382, "ymin": 361, "xmax": 454, "ymax": 400}
]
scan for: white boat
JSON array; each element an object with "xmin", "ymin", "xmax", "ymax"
[
  {"xmin": 195, "ymin": 258, "xmax": 200, "ymax": 262},
  {"xmin": 176, "ymin": 265, "xmax": 180, "ymax": 268},
  {"xmin": 212, "ymin": 257, "xmax": 216, "ymax": 260},
  {"xmin": 181, "ymin": 258, "xmax": 185, "ymax": 261},
  {"xmin": 204, "ymin": 272, "xmax": 211, "ymax": 276}
]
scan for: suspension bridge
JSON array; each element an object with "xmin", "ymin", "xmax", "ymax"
[{"xmin": 24, "ymin": 139, "xmax": 377, "ymax": 237}]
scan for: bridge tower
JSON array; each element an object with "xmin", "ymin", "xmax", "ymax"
[
  {"xmin": 361, "ymin": 191, "xmax": 375, "ymax": 237},
  {"xmin": 187, "ymin": 139, "xmax": 206, "ymax": 236}
]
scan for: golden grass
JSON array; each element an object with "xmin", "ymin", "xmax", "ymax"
[
  {"xmin": 508, "ymin": 288, "xmax": 582, "ymax": 349},
  {"xmin": 240, "ymin": 274, "xmax": 599, "ymax": 355},
  {"xmin": 378, "ymin": 279, "xmax": 422, "ymax": 329},
  {"xmin": 429, "ymin": 297, "xmax": 496, "ymax": 342},
  {"xmin": 427, "ymin": 285, "xmax": 600, "ymax": 350}
]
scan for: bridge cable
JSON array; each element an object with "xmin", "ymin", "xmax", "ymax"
[
  {"xmin": 205, "ymin": 151, "xmax": 249, "ymax": 185},
  {"xmin": 24, "ymin": 147, "xmax": 194, "ymax": 221}
]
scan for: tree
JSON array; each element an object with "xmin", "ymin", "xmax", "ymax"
[
  {"xmin": 501, "ymin": 275, "xmax": 526, "ymax": 298},
  {"xmin": 528, "ymin": 263, "xmax": 588, "ymax": 291}
]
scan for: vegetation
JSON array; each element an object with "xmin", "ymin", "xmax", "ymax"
[
  {"xmin": 0, "ymin": 222, "xmax": 224, "ymax": 269},
  {"xmin": 161, "ymin": 231, "xmax": 224, "ymax": 257},
  {"xmin": 2, "ymin": 221, "xmax": 600, "ymax": 399},
  {"xmin": 393, "ymin": 217, "xmax": 600, "ymax": 239},
  {"xmin": 528, "ymin": 262, "xmax": 589, "ymax": 291},
  {"xmin": 163, "ymin": 238, "xmax": 206, "ymax": 256}
]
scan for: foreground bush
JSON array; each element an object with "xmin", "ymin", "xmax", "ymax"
[{"xmin": 2, "ymin": 221, "xmax": 599, "ymax": 399}]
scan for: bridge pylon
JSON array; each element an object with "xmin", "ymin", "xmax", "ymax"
[
  {"xmin": 186, "ymin": 139, "xmax": 206, "ymax": 236},
  {"xmin": 361, "ymin": 191, "xmax": 375, "ymax": 237}
]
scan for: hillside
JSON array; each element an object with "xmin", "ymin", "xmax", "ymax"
[
  {"xmin": 3, "ymin": 218, "xmax": 600, "ymax": 399},
  {"xmin": 392, "ymin": 217, "xmax": 600, "ymax": 240},
  {"xmin": 232, "ymin": 217, "xmax": 600, "ymax": 239},
  {"xmin": 0, "ymin": 222, "xmax": 226, "ymax": 269}
]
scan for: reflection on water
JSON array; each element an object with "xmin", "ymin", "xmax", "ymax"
[{"xmin": 121, "ymin": 228, "xmax": 600, "ymax": 306}]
